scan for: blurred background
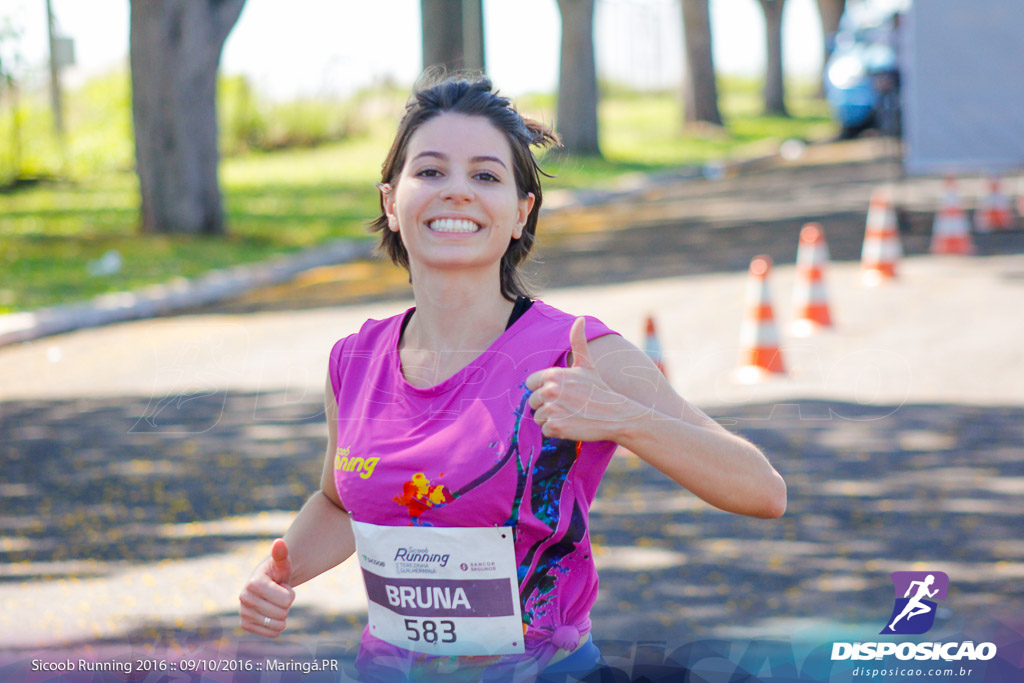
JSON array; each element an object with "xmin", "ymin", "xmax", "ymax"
[{"xmin": 0, "ymin": 0, "xmax": 843, "ymax": 314}]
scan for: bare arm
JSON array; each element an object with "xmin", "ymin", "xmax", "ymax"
[
  {"xmin": 284, "ymin": 372, "xmax": 356, "ymax": 586},
  {"xmin": 238, "ymin": 372, "xmax": 356, "ymax": 637},
  {"xmin": 527, "ymin": 318, "xmax": 786, "ymax": 519}
]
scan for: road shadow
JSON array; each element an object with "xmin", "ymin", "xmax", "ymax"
[
  {"xmin": 589, "ymin": 399, "xmax": 1024, "ymax": 643},
  {"xmin": 2, "ymin": 393, "xmax": 1022, "ymax": 655},
  {"xmin": 0, "ymin": 391, "xmax": 325, "ymax": 580}
]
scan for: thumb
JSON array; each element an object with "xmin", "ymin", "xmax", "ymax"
[
  {"xmin": 268, "ymin": 537, "xmax": 291, "ymax": 585},
  {"xmin": 569, "ymin": 317, "xmax": 595, "ymax": 370}
]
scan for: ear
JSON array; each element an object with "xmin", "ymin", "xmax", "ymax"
[
  {"xmin": 379, "ymin": 182, "xmax": 399, "ymax": 232},
  {"xmin": 513, "ymin": 192, "xmax": 536, "ymax": 239}
]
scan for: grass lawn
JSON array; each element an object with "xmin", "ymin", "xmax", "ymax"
[{"xmin": 0, "ymin": 78, "xmax": 834, "ymax": 314}]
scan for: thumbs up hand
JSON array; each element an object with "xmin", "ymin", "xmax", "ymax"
[
  {"xmin": 525, "ymin": 317, "xmax": 632, "ymax": 442},
  {"xmin": 239, "ymin": 538, "xmax": 296, "ymax": 637}
]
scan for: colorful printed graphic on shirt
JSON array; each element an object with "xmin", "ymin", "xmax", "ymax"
[
  {"xmin": 392, "ymin": 472, "xmax": 452, "ymax": 524},
  {"xmin": 506, "ymin": 385, "xmax": 588, "ymax": 627},
  {"xmin": 517, "ymin": 435, "xmax": 586, "ymax": 626}
]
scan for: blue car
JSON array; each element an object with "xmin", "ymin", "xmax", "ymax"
[{"xmin": 824, "ymin": 1, "xmax": 905, "ymax": 138}]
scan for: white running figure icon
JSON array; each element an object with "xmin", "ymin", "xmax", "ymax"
[{"xmin": 889, "ymin": 574, "xmax": 939, "ymax": 631}]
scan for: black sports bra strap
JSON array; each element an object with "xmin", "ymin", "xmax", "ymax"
[
  {"xmin": 400, "ymin": 308, "xmax": 415, "ymax": 337},
  {"xmin": 399, "ymin": 296, "xmax": 534, "ymax": 337},
  {"xmin": 507, "ymin": 295, "xmax": 534, "ymax": 329}
]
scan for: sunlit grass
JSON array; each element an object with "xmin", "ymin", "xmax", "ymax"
[{"xmin": 0, "ymin": 76, "xmax": 835, "ymax": 313}]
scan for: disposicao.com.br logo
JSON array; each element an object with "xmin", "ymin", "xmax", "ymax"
[{"xmin": 831, "ymin": 571, "xmax": 998, "ymax": 663}]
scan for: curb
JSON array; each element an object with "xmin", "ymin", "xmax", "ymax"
[{"xmin": 0, "ymin": 239, "xmax": 375, "ymax": 347}]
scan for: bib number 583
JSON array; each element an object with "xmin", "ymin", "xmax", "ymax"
[{"xmin": 404, "ymin": 618, "xmax": 456, "ymax": 644}]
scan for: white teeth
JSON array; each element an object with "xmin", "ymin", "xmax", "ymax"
[{"xmin": 429, "ymin": 218, "xmax": 480, "ymax": 233}]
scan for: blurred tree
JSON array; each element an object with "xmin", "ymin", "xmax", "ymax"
[
  {"xmin": 421, "ymin": 0, "xmax": 485, "ymax": 74},
  {"xmin": 756, "ymin": 0, "xmax": 789, "ymax": 116},
  {"xmin": 680, "ymin": 0, "xmax": 723, "ymax": 127},
  {"xmin": 0, "ymin": 16, "xmax": 24, "ymax": 183},
  {"xmin": 0, "ymin": 14, "xmax": 22, "ymax": 87},
  {"xmin": 45, "ymin": 0, "xmax": 65, "ymax": 143},
  {"xmin": 816, "ymin": 0, "xmax": 845, "ymax": 90},
  {"xmin": 129, "ymin": 0, "xmax": 245, "ymax": 235},
  {"xmin": 556, "ymin": 0, "xmax": 601, "ymax": 156}
]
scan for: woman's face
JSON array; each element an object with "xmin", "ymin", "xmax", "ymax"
[{"xmin": 381, "ymin": 112, "xmax": 535, "ymax": 279}]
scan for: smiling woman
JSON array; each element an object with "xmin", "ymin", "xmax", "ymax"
[
  {"xmin": 237, "ymin": 75, "xmax": 786, "ymax": 682},
  {"xmin": 377, "ymin": 113, "xmax": 535, "ymax": 282},
  {"xmin": 369, "ymin": 76, "xmax": 557, "ymax": 304}
]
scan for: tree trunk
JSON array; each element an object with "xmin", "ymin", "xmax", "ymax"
[
  {"xmin": 129, "ymin": 0, "xmax": 245, "ymax": 235},
  {"xmin": 680, "ymin": 0, "xmax": 723, "ymax": 127},
  {"xmin": 421, "ymin": 0, "xmax": 485, "ymax": 73},
  {"xmin": 556, "ymin": 0, "xmax": 601, "ymax": 156},
  {"xmin": 758, "ymin": 0, "xmax": 789, "ymax": 116},
  {"xmin": 462, "ymin": 0, "xmax": 485, "ymax": 73},
  {"xmin": 816, "ymin": 0, "xmax": 845, "ymax": 92}
]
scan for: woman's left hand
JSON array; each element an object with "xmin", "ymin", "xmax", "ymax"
[{"xmin": 525, "ymin": 317, "xmax": 642, "ymax": 441}]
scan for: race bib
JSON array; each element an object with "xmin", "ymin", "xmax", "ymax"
[{"xmin": 352, "ymin": 521, "xmax": 525, "ymax": 656}]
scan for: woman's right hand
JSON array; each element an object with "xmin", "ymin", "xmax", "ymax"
[{"xmin": 239, "ymin": 538, "xmax": 295, "ymax": 637}]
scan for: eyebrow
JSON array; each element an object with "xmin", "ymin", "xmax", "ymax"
[{"xmin": 412, "ymin": 150, "xmax": 508, "ymax": 169}]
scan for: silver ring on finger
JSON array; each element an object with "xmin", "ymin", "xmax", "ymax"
[{"xmin": 263, "ymin": 616, "xmax": 271, "ymax": 629}]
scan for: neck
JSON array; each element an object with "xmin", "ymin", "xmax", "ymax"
[{"xmin": 404, "ymin": 266, "xmax": 515, "ymax": 353}]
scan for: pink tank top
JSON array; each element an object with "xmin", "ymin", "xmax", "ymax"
[{"xmin": 328, "ymin": 300, "xmax": 619, "ymax": 677}]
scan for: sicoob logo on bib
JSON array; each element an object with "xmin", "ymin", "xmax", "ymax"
[{"xmin": 880, "ymin": 571, "xmax": 949, "ymax": 635}]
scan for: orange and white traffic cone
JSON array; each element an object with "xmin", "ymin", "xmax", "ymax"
[
  {"xmin": 643, "ymin": 316, "xmax": 667, "ymax": 377},
  {"xmin": 974, "ymin": 176, "xmax": 1015, "ymax": 232},
  {"xmin": 861, "ymin": 188, "xmax": 902, "ymax": 286},
  {"xmin": 735, "ymin": 255, "xmax": 785, "ymax": 383},
  {"xmin": 930, "ymin": 178, "xmax": 974, "ymax": 255},
  {"xmin": 791, "ymin": 223, "xmax": 833, "ymax": 337}
]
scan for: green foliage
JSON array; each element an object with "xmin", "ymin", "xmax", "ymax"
[
  {"xmin": 65, "ymin": 69, "xmax": 135, "ymax": 175},
  {"xmin": 0, "ymin": 75, "xmax": 833, "ymax": 314},
  {"xmin": 218, "ymin": 76, "xmax": 408, "ymax": 154},
  {"xmin": 0, "ymin": 69, "xmax": 405, "ymax": 184},
  {"xmin": 0, "ymin": 68, "xmax": 133, "ymax": 184},
  {"xmin": 528, "ymin": 76, "xmax": 834, "ymax": 189},
  {"xmin": 218, "ymin": 74, "xmax": 266, "ymax": 154},
  {"xmin": 0, "ymin": 90, "xmax": 56, "ymax": 183},
  {"xmin": 218, "ymin": 76, "xmax": 366, "ymax": 153}
]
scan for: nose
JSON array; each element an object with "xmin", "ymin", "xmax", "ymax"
[{"xmin": 440, "ymin": 172, "xmax": 474, "ymax": 202}]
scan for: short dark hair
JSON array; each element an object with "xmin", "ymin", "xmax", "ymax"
[{"xmin": 370, "ymin": 73, "xmax": 560, "ymax": 301}]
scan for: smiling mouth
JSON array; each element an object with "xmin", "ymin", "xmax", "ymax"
[{"xmin": 428, "ymin": 218, "xmax": 481, "ymax": 234}]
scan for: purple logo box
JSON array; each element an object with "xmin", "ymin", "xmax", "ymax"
[
  {"xmin": 889, "ymin": 571, "xmax": 949, "ymax": 601},
  {"xmin": 362, "ymin": 569, "xmax": 515, "ymax": 618}
]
